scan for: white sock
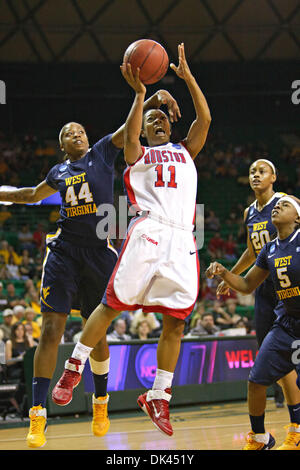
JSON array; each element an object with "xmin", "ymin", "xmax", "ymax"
[
  {"xmin": 71, "ymin": 342, "xmax": 93, "ymax": 365},
  {"xmin": 153, "ymin": 368, "xmax": 174, "ymax": 391}
]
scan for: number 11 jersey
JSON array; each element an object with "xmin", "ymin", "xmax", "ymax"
[{"xmin": 123, "ymin": 141, "xmax": 197, "ymax": 229}]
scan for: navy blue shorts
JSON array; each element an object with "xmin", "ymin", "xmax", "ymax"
[
  {"xmin": 249, "ymin": 311, "xmax": 300, "ymax": 386},
  {"xmin": 254, "ymin": 278, "xmax": 278, "ymax": 347},
  {"xmin": 40, "ymin": 238, "xmax": 118, "ymax": 319}
]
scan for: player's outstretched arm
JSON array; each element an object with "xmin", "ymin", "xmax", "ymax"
[
  {"xmin": 120, "ymin": 63, "xmax": 146, "ymax": 165},
  {"xmin": 0, "ymin": 180, "xmax": 57, "ymax": 204},
  {"xmin": 206, "ymin": 262, "xmax": 269, "ymax": 295},
  {"xmin": 170, "ymin": 43, "xmax": 211, "ymax": 159}
]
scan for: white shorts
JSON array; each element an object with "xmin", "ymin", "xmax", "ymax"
[{"xmin": 103, "ymin": 215, "xmax": 200, "ymax": 319}]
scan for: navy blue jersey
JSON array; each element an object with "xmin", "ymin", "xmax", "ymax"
[
  {"xmin": 245, "ymin": 192, "xmax": 285, "ymax": 257},
  {"xmin": 46, "ymin": 134, "xmax": 120, "ymax": 247},
  {"xmin": 256, "ymin": 229, "xmax": 300, "ymax": 317}
]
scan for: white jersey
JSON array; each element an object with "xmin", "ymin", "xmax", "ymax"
[{"xmin": 124, "ymin": 141, "xmax": 197, "ymax": 230}]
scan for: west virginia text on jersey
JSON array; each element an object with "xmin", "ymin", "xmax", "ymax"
[
  {"xmin": 256, "ymin": 229, "xmax": 300, "ymax": 317},
  {"xmin": 45, "ymin": 134, "xmax": 120, "ymax": 246}
]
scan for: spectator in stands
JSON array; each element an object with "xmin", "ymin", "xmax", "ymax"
[
  {"xmin": 18, "ymin": 224, "xmax": 35, "ymax": 255},
  {"xmin": 25, "ymin": 289, "xmax": 41, "ymax": 314},
  {"xmin": 0, "ymin": 206, "xmax": 12, "ymax": 227},
  {"xmin": 106, "ymin": 318, "xmax": 131, "ymax": 342},
  {"xmin": 120, "ymin": 310, "xmax": 135, "ymax": 334},
  {"xmin": 0, "ymin": 240, "xmax": 10, "ymax": 264},
  {"xmin": 7, "ymin": 244, "xmax": 22, "ymax": 265},
  {"xmin": 0, "ymin": 308, "xmax": 14, "ymax": 341},
  {"xmin": 5, "ymin": 322, "xmax": 35, "ymax": 381},
  {"xmin": 224, "ymin": 234, "xmax": 238, "ymax": 262},
  {"xmin": 208, "ymin": 232, "xmax": 225, "ymax": 259},
  {"xmin": 24, "ymin": 322, "xmax": 38, "ymax": 346},
  {"xmin": 22, "ymin": 307, "xmax": 41, "ymax": 341},
  {"xmin": 189, "ymin": 302, "xmax": 205, "ymax": 329},
  {"xmin": 131, "ymin": 320, "xmax": 153, "ymax": 340},
  {"xmin": 0, "ymin": 281, "xmax": 8, "ymax": 308},
  {"xmin": 185, "ymin": 313, "xmax": 221, "ymax": 337},
  {"xmin": 19, "ymin": 251, "xmax": 35, "ymax": 280},
  {"xmin": 33, "ymin": 224, "xmax": 46, "ymax": 253},
  {"xmin": 23, "ymin": 280, "xmax": 41, "ymax": 312},
  {"xmin": 205, "ymin": 210, "xmax": 221, "ymax": 232},
  {"xmin": 200, "ymin": 278, "xmax": 219, "ymax": 302},
  {"xmin": 210, "ymin": 300, "xmax": 235, "ymax": 329},
  {"xmin": 222, "ymin": 301, "xmax": 243, "ymax": 327},
  {"xmin": 33, "ymin": 253, "xmax": 43, "ymax": 281},
  {"xmin": 13, "ymin": 305, "xmax": 25, "ymax": 324},
  {"xmin": 234, "ymin": 318, "xmax": 254, "ymax": 335},
  {"xmin": 129, "ymin": 310, "xmax": 161, "ymax": 337},
  {"xmin": 5, "ymin": 257, "xmax": 20, "ymax": 279},
  {"xmin": 0, "ymin": 255, "xmax": 7, "ymax": 279},
  {"xmin": 6, "ymin": 283, "xmax": 26, "ymax": 309},
  {"xmin": 225, "ymin": 208, "xmax": 239, "ymax": 227},
  {"xmin": 5, "ymin": 322, "xmax": 36, "ymax": 416}
]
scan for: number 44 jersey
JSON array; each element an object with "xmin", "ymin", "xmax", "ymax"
[
  {"xmin": 245, "ymin": 192, "xmax": 286, "ymax": 257},
  {"xmin": 45, "ymin": 134, "xmax": 120, "ymax": 247},
  {"xmin": 123, "ymin": 141, "xmax": 197, "ymax": 229}
]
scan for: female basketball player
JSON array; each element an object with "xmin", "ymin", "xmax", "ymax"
[
  {"xmin": 217, "ymin": 159, "xmax": 283, "ymax": 344},
  {"xmin": 52, "ymin": 43, "xmax": 211, "ymax": 437},
  {"xmin": 217, "ymin": 160, "xmax": 300, "ymax": 410},
  {"xmin": 0, "ymin": 89, "xmax": 180, "ymax": 448},
  {"xmin": 207, "ymin": 195, "xmax": 300, "ymax": 450}
]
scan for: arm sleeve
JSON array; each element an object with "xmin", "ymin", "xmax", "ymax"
[{"xmin": 92, "ymin": 134, "xmax": 121, "ymax": 168}]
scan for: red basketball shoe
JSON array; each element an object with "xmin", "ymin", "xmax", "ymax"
[
  {"xmin": 137, "ymin": 388, "xmax": 173, "ymax": 436},
  {"xmin": 52, "ymin": 358, "xmax": 84, "ymax": 406}
]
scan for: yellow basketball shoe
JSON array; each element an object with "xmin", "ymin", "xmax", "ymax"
[
  {"xmin": 26, "ymin": 405, "xmax": 47, "ymax": 448},
  {"xmin": 243, "ymin": 431, "xmax": 275, "ymax": 450},
  {"xmin": 92, "ymin": 394, "xmax": 110, "ymax": 437},
  {"xmin": 277, "ymin": 424, "xmax": 300, "ymax": 450}
]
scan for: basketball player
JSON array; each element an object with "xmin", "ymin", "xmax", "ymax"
[
  {"xmin": 52, "ymin": 43, "xmax": 211, "ymax": 436},
  {"xmin": 217, "ymin": 159, "xmax": 300, "ymax": 409},
  {"xmin": 0, "ymin": 89, "xmax": 180, "ymax": 448},
  {"xmin": 207, "ymin": 195, "xmax": 300, "ymax": 450}
]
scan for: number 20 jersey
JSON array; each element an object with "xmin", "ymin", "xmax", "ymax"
[
  {"xmin": 245, "ymin": 192, "xmax": 285, "ymax": 257},
  {"xmin": 123, "ymin": 141, "xmax": 197, "ymax": 229}
]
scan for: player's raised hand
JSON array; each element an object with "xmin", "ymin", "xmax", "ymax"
[
  {"xmin": 156, "ymin": 90, "xmax": 181, "ymax": 123},
  {"xmin": 120, "ymin": 62, "xmax": 146, "ymax": 95},
  {"xmin": 216, "ymin": 280, "xmax": 230, "ymax": 298},
  {"xmin": 170, "ymin": 43, "xmax": 192, "ymax": 81},
  {"xmin": 206, "ymin": 262, "xmax": 227, "ymax": 279}
]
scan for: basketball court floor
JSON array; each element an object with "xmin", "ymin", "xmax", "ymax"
[{"xmin": 0, "ymin": 398, "xmax": 290, "ymax": 451}]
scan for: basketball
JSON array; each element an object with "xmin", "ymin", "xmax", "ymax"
[{"xmin": 123, "ymin": 39, "xmax": 169, "ymax": 85}]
